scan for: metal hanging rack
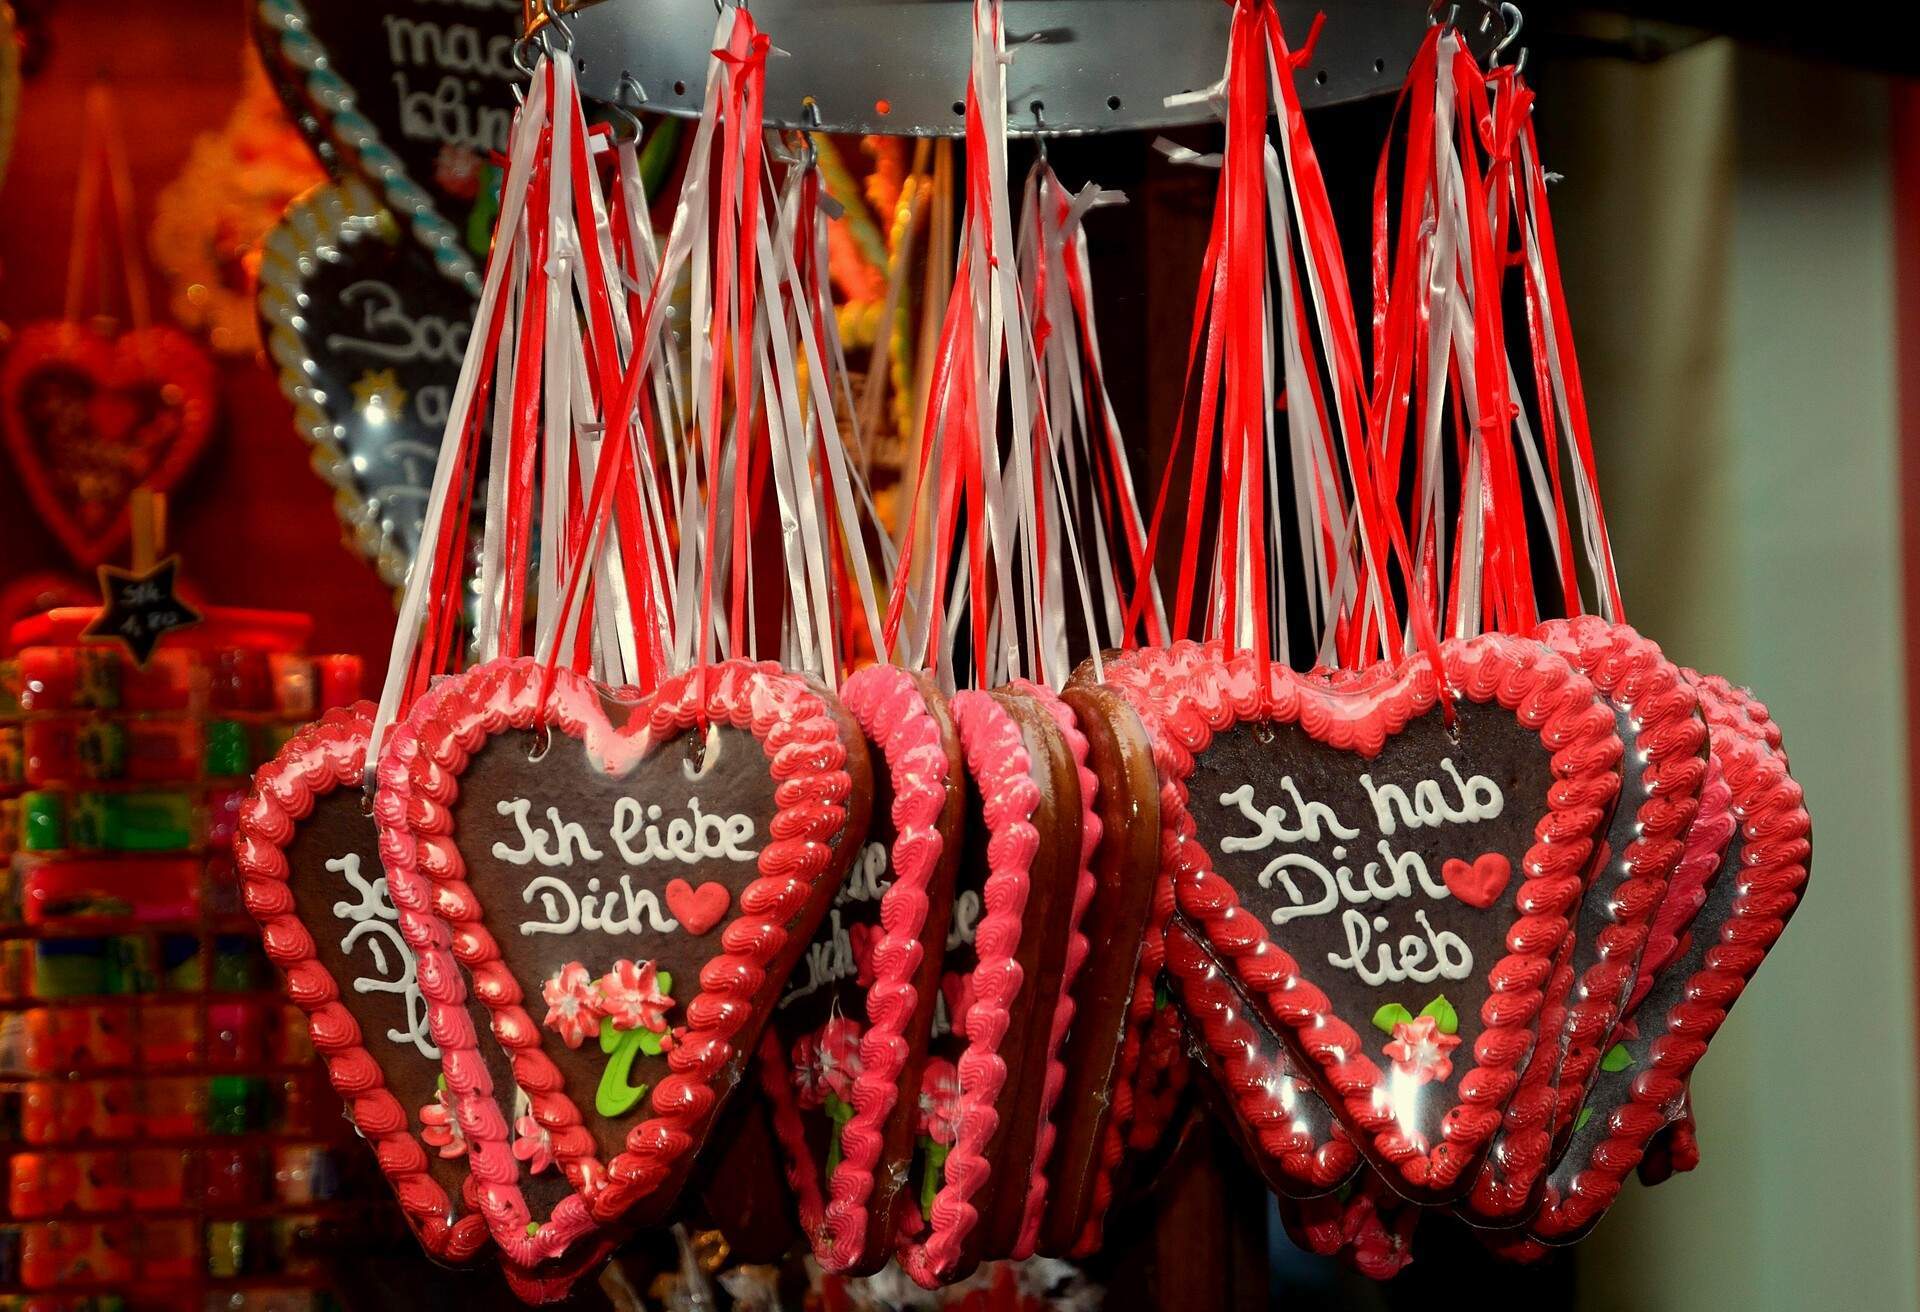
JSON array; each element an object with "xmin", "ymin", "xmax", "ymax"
[{"xmin": 521, "ymin": 0, "xmax": 1514, "ymax": 138}]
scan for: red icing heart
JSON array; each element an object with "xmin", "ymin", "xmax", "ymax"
[
  {"xmin": 0, "ymin": 322, "xmax": 216, "ymax": 566},
  {"xmin": 1441, "ymin": 854, "xmax": 1511, "ymax": 909},
  {"xmin": 665, "ymin": 878, "xmax": 729, "ymax": 935}
]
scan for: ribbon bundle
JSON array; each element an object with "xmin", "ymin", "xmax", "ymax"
[{"xmin": 236, "ymin": 0, "xmax": 1810, "ymax": 1301}]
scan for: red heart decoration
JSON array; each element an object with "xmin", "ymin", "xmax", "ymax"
[
  {"xmin": 234, "ymin": 703, "xmax": 490, "ymax": 1264},
  {"xmin": 1440, "ymin": 854, "xmax": 1512, "ymax": 909},
  {"xmin": 376, "ymin": 656, "xmax": 869, "ymax": 1283},
  {"xmin": 663, "ymin": 878, "xmax": 729, "ymax": 936},
  {"xmin": 1097, "ymin": 635, "xmax": 1622, "ymax": 1204},
  {"xmin": 0, "ymin": 321, "xmax": 216, "ymax": 566}
]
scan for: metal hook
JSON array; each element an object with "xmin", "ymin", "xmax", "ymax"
[
  {"xmin": 513, "ymin": 0, "xmax": 575, "ymax": 75},
  {"xmin": 602, "ymin": 98, "xmax": 644, "ymax": 144},
  {"xmin": 542, "ymin": 0, "xmax": 576, "ymax": 51},
  {"xmin": 1031, "ymin": 100, "xmax": 1048, "ymax": 163},
  {"xmin": 1492, "ymin": 3, "xmax": 1524, "ymax": 62},
  {"xmin": 796, "ymin": 97, "xmax": 821, "ymax": 171}
]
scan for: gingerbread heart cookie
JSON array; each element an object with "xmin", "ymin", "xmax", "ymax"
[
  {"xmin": 252, "ymin": 0, "xmax": 525, "ymax": 292},
  {"xmin": 1520, "ymin": 672, "xmax": 1808, "ymax": 1245},
  {"xmin": 1164, "ymin": 915, "xmax": 1359, "ymax": 1199},
  {"xmin": 236, "ymin": 702, "xmax": 488, "ymax": 1263},
  {"xmin": 896, "ymin": 684, "xmax": 1083, "ymax": 1286},
  {"xmin": 1034, "ymin": 682, "xmax": 1163, "ymax": 1257},
  {"xmin": 1101, "ymin": 636, "xmax": 1621, "ymax": 1203},
  {"xmin": 377, "ymin": 656, "xmax": 870, "ymax": 1279},
  {"xmin": 0, "ymin": 321, "xmax": 216, "ymax": 568},
  {"xmin": 1461, "ymin": 618, "xmax": 1708, "ymax": 1224},
  {"xmin": 759, "ymin": 665, "xmax": 965, "ymax": 1274}
]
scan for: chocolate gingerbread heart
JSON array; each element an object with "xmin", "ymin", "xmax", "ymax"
[
  {"xmin": 1164, "ymin": 915, "xmax": 1359, "ymax": 1199},
  {"xmin": 256, "ymin": 178, "xmax": 481, "ymax": 588},
  {"xmin": 0, "ymin": 321, "xmax": 216, "ymax": 567},
  {"xmin": 377, "ymin": 656, "xmax": 870, "ymax": 1278},
  {"xmin": 758, "ymin": 665, "xmax": 965, "ymax": 1274},
  {"xmin": 1519, "ymin": 672, "xmax": 1808, "ymax": 1245},
  {"xmin": 1004, "ymin": 681, "xmax": 1101, "ymax": 1260},
  {"xmin": 1101, "ymin": 635, "xmax": 1622, "ymax": 1203},
  {"xmin": 236, "ymin": 703, "xmax": 488, "ymax": 1263},
  {"xmin": 896, "ymin": 685, "xmax": 1082, "ymax": 1286},
  {"xmin": 252, "ymin": 0, "xmax": 525, "ymax": 293},
  {"xmin": 1033, "ymin": 681, "xmax": 1162, "ymax": 1257},
  {"xmin": 687, "ymin": 1091, "xmax": 805, "ymax": 1264},
  {"xmin": 1460, "ymin": 618, "xmax": 1708, "ymax": 1224}
]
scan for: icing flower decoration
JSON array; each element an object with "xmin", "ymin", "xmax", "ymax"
[
  {"xmin": 418, "ymin": 1081, "xmax": 465, "ymax": 1160},
  {"xmin": 1341, "ymin": 1192, "xmax": 1417, "ymax": 1280},
  {"xmin": 1382, "ymin": 1015, "xmax": 1460, "ymax": 1086},
  {"xmin": 542, "ymin": 962, "xmax": 601, "ymax": 1048},
  {"xmin": 939, "ymin": 971, "xmax": 975, "ymax": 1040},
  {"xmin": 433, "ymin": 143, "xmax": 484, "ymax": 200},
  {"xmin": 848, "ymin": 922, "xmax": 880, "ymax": 989},
  {"xmin": 918, "ymin": 1058, "xmax": 963, "ymax": 1147},
  {"xmin": 512, "ymin": 1113, "xmax": 555, "ymax": 1175},
  {"xmin": 597, "ymin": 958, "xmax": 673, "ymax": 1034},
  {"xmin": 817, "ymin": 1017, "xmax": 865, "ymax": 1104},
  {"xmin": 790, "ymin": 1033, "xmax": 828, "ymax": 1111},
  {"xmin": 594, "ymin": 968, "xmax": 673, "ymax": 1119}
]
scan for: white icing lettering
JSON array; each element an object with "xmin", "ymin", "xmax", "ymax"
[
  {"xmin": 1324, "ymin": 907, "xmax": 1473, "ymax": 986},
  {"xmin": 778, "ymin": 909, "xmax": 856, "ymax": 1007},
  {"xmin": 519, "ymin": 873, "xmax": 679, "ymax": 938},
  {"xmin": 328, "ymin": 853, "xmax": 437, "ymax": 1059},
  {"xmin": 1359, "ymin": 759, "xmax": 1503, "ymax": 836},
  {"xmin": 610, "ymin": 797, "xmax": 756, "ymax": 866},
  {"xmin": 1214, "ymin": 764, "xmax": 1504, "ymax": 985}
]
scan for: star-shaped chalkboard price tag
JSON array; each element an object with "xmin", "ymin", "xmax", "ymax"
[{"xmin": 84, "ymin": 555, "xmax": 202, "ymax": 664}]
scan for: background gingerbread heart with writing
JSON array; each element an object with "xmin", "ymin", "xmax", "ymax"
[
  {"xmin": 377, "ymin": 656, "xmax": 869, "ymax": 1272},
  {"xmin": 252, "ymin": 0, "xmax": 525, "ymax": 294},
  {"xmin": 1113, "ymin": 634, "xmax": 1621, "ymax": 1202},
  {"xmin": 757, "ymin": 664, "xmax": 964, "ymax": 1274},
  {"xmin": 236, "ymin": 702, "xmax": 491, "ymax": 1263}
]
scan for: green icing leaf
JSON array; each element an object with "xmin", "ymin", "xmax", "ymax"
[
  {"xmin": 920, "ymin": 1140, "xmax": 951, "ymax": 1216},
  {"xmin": 1574, "ymin": 1106, "xmax": 1594, "ymax": 1134},
  {"xmin": 637, "ymin": 1027, "xmax": 667, "ymax": 1057},
  {"xmin": 1154, "ymin": 979, "xmax": 1171, "ymax": 1012},
  {"xmin": 596, "ymin": 1027, "xmax": 649, "ymax": 1117},
  {"xmin": 1419, "ymin": 995, "xmax": 1459, "ymax": 1035},
  {"xmin": 1600, "ymin": 1043, "xmax": 1634, "ymax": 1073},
  {"xmin": 1372, "ymin": 1003, "xmax": 1414, "ymax": 1035}
]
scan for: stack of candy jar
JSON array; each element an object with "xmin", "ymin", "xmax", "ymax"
[{"xmin": 0, "ymin": 608, "xmax": 379, "ymax": 1310}]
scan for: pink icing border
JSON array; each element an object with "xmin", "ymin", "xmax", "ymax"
[
  {"xmin": 757, "ymin": 664, "xmax": 956, "ymax": 1271},
  {"xmin": 377, "ymin": 656, "xmax": 857, "ymax": 1280},
  {"xmin": 1008, "ymin": 680, "xmax": 1099, "ymax": 1259},
  {"xmin": 896, "ymin": 690, "xmax": 1041, "ymax": 1288},
  {"xmin": 236, "ymin": 702, "xmax": 490, "ymax": 1264}
]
